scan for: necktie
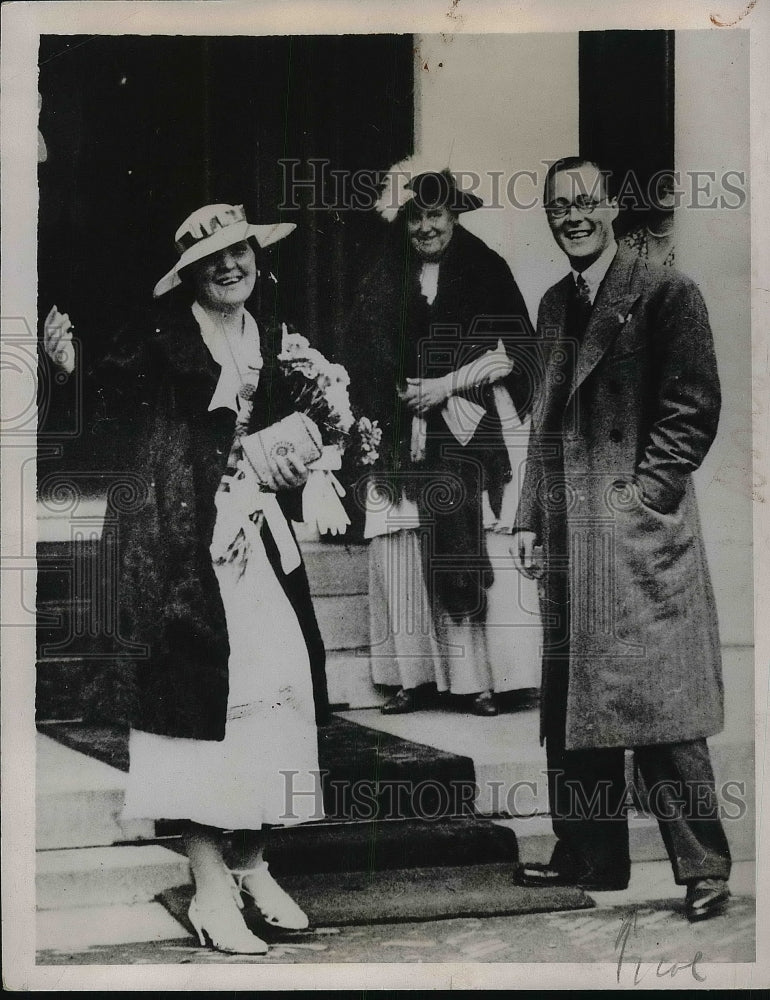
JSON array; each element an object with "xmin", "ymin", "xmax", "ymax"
[
  {"xmin": 546, "ymin": 273, "xmax": 592, "ymax": 431},
  {"xmin": 571, "ymin": 273, "xmax": 593, "ymax": 340}
]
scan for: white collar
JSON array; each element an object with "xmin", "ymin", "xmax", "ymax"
[
  {"xmin": 571, "ymin": 241, "xmax": 618, "ymax": 304},
  {"xmin": 191, "ymin": 302, "xmax": 263, "ymax": 414},
  {"xmin": 419, "ymin": 261, "xmax": 440, "ymax": 305}
]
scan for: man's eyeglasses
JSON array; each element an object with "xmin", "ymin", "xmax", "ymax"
[{"xmin": 544, "ymin": 196, "xmax": 606, "ymax": 220}]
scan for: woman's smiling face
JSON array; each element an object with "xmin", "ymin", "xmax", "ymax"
[
  {"xmin": 407, "ymin": 206, "xmax": 457, "ymax": 262},
  {"xmin": 192, "ymin": 241, "xmax": 257, "ymax": 312}
]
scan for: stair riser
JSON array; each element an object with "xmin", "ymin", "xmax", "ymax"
[
  {"xmin": 37, "ymin": 850, "xmax": 190, "ymax": 910},
  {"xmin": 509, "ymin": 808, "xmax": 755, "ymax": 866},
  {"xmin": 37, "ymin": 790, "xmax": 155, "ymax": 850},
  {"xmin": 325, "ymin": 652, "xmax": 382, "ymax": 709}
]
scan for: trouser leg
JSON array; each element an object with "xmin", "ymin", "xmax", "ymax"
[
  {"xmin": 546, "ymin": 740, "xmax": 631, "ymax": 885},
  {"xmin": 544, "ymin": 662, "xmax": 630, "ymax": 884},
  {"xmin": 634, "ymin": 739, "xmax": 732, "ymax": 885}
]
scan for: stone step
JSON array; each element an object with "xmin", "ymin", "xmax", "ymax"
[
  {"xmin": 35, "ymin": 649, "xmax": 382, "ymax": 725},
  {"xmin": 325, "ymin": 651, "xmax": 382, "ymax": 709},
  {"xmin": 36, "ymin": 734, "xmax": 154, "ymax": 849},
  {"xmin": 38, "ymin": 674, "xmax": 754, "ymax": 858},
  {"xmin": 497, "ymin": 808, "xmax": 754, "ymax": 867},
  {"xmin": 37, "ymin": 593, "xmax": 371, "ymax": 659},
  {"xmin": 300, "ymin": 541, "xmax": 368, "ymax": 596},
  {"xmin": 37, "ymin": 902, "xmax": 190, "ymax": 952},
  {"xmin": 36, "ymin": 845, "xmax": 190, "ymax": 910},
  {"xmin": 36, "ymin": 539, "xmax": 370, "ymax": 675},
  {"xmin": 340, "ymin": 687, "xmax": 756, "ymax": 864},
  {"xmin": 36, "ymin": 536, "xmax": 368, "ymax": 605},
  {"xmin": 313, "ymin": 593, "xmax": 369, "ymax": 651}
]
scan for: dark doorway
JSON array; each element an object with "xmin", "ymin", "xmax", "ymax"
[
  {"xmin": 38, "ymin": 34, "xmax": 414, "ymax": 469},
  {"xmin": 579, "ymin": 30, "xmax": 675, "ymax": 234}
]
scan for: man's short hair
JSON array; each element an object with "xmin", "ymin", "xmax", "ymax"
[{"xmin": 543, "ymin": 156, "xmax": 613, "ymax": 204}]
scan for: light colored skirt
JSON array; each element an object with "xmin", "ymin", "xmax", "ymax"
[
  {"xmin": 368, "ymin": 528, "xmax": 541, "ymax": 695},
  {"xmin": 122, "ymin": 521, "xmax": 322, "ymax": 830},
  {"xmin": 484, "ymin": 530, "xmax": 542, "ymax": 692}
]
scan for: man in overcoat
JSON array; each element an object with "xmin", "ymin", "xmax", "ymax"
[{"xmin": 511, "ymin": 157, "xmax": 731, "ymax": 921}]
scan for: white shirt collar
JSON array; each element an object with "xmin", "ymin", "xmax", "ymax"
[
  {"xmin": 192, "ymin": 301, "xmax": 263, "ymax": 414},
  {"xmin": 571, "ymin": 240, "xmax": 618, "ymax": 304},
  {"xmin": 419, "ymin": 261, "xmax": 440, "ymax": 305}
]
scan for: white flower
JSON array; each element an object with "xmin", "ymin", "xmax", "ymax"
[
  {"xmin": 326, "ymin": 362, "xmax": 350, "ymax": 387},
  {"xmin": 279, "ymin": 328, "xmax": 310, "ymax": 358}
]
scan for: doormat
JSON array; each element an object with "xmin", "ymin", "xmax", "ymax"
[{"xmin": 159, "ymin": 862, "xmax": 593, "ymax": 932}]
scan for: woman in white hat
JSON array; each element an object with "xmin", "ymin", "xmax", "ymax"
[{"xmin": 44, "ymin": 204, "xmax": 328, "ymax": 955}]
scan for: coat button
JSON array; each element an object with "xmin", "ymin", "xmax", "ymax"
[{"xmin": 609, "ymin": 429, "xmax": 623, "ymax": 443}]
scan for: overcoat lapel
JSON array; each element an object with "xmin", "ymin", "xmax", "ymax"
[{"xmin": 568, "ymin": 249, "xmax": 642, "ymax": 401}]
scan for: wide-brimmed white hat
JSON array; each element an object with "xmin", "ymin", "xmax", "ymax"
[{"xmin": 153, "ymin": 203, "xmax": 296, "ymax": 297}]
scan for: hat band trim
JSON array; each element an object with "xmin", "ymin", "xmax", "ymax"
[{"xmin": 176, "ymin": 222, "xmax": 244, "ymax": 255}]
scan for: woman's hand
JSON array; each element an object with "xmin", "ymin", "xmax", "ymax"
[
  {"xmin": 262, "ymin": 451, "xmax": 309, "ymax": 492},
  {"xmin": 43, "ymin": 306, "xmax": 76, "ymax": 375},
  {"xmin": 400, "ymin": 376, "xmax": 450, "ymax": 416},
  {"xmin": 510, "ymin": 530, "xmax": 544, "ymax": 579}
]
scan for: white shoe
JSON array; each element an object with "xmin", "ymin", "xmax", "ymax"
[
  {"xmin": 230, "ymin": 862, "xmax": 309, "ymax": 930},
  {"xmin": 188, "ymin": 895, "xmax": 269, "ymax": 954}
]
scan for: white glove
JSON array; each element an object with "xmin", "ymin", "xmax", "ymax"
[
  {"xmin": 43, "ymin": 305, "xmax": 76, "ymax": 375},
  {"xmin": 306, "ymin": 444, "xmax": 343, "ymax": 472},
  {"xmin": 302, "ymin": 470, "xmax": 350, "ymax": 536},
  {"xmin": 441, "ymin": 338, "xmax": 515, "ymax": 395},
  {"xmin": 410, "ymin": 415, "xmax": 427, "ymax": 462}
]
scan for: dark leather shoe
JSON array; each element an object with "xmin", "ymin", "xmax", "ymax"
[
  {"xmin": 381, "ymin": 688, "xmax": 416, "ymax": 715},
  {"xmin": 472, "ymin": 691, "xmax": 498, "ymax": 716},
  {"xmin": 685, "ymin": 878, "xmax": 730, "ymax": 922},
  {"xmin": 513, "ymin": 862, "xmax": 628, "ymax": 892}
]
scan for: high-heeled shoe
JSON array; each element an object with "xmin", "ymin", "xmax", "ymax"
[
  {"xmin": 188, "ymin": 894, "xmax": 269, "ymax": 954},
  {"xmin": 230, "ymin": 862, "xmax": 309, "ymax": 930}
]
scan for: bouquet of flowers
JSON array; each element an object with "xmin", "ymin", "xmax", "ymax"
[
  {"xmin": 213, "ymin": 325, "xmax": 381, "ymax": 572},
  {"xmin": 269, "ymin": 326, "xmax": 381, "ymax": 534},
  {"xmin": 274, "ymin": 323, "xmax": 381, "ymax": 459}
]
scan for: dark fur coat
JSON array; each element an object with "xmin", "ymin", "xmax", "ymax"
[
  {"xmin": 92, "ymin": 292, "xmax": 329, "ymax": 740},
  {"xmin": 344, "ymin": 223, "xmax": 534, "ymax": 619}
]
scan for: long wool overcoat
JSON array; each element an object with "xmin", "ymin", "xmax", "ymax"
[
  {"xmin": 93, "ymin": 293, "xmax": 329, "ymax": 741},
  {"xmin": 514, "ymin": 247, "xmax": 724, "ymax": 750},
  {"xmin": 345, "ymin": 223, "xmax": 534, "ymax": 620}
]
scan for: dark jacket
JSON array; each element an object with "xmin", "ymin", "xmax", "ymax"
[
  {"xmin": 93, "ymin": 293, "xmax": 329, "ymax": 741},
  {"xmin": 345, "ymin": 223, "xmax": 534, "ymax": 619},
  {"xmin": 515, "ymin": 247, "xmax": 723, "ymax": 749}
]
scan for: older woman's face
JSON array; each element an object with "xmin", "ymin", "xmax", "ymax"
[
  {"xmin": 192, "ymin": 241, "xmax": 257, "ymax": 311},
  {"xmin": 407, "ymin": 206, "xmax": 457, "ymax": 262}
]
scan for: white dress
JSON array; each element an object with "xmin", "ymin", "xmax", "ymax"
[{"xmin": 121, "ymin": 306, "xmax": 323, "ymax": 830}]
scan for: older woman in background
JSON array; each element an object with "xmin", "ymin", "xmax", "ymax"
[{"xmin": 344, "ymin": 163, "xmax": 536, "ymax": 716}]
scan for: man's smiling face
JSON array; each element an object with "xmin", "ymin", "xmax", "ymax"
[{"xmin": 545, "ymin": 164, "xmax": 619, "ymax": 271}]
